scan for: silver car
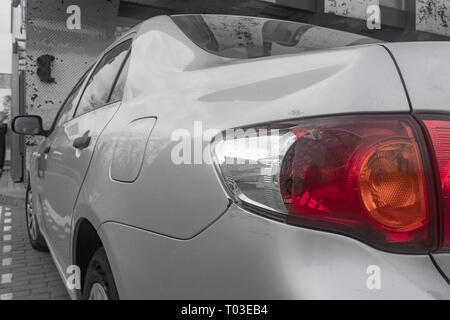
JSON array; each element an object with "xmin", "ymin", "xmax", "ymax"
[{"xmin": 12, "ymin": 14, "xmax": 450, "ymax": 300}]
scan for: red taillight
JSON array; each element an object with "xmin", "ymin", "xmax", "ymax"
[
  {"xmin": 417, "ymin": 116, "xmax": 450, "ymax": 251},
  {"xmin": 212, "ymin": 114, "xmax": 447, "ymax": 253},
  {"xmin": 279, "ymin": 115, "xmax": 436, "ymax": 253}
]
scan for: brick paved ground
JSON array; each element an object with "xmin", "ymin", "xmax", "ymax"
[{"xmin": 0, "ymin": 203, "xmax": 70, "ymax": 300}]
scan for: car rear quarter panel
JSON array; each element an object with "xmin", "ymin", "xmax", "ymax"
[{"xmin": 75, "ymin": 16, "xmax": 410, "ymax": 240}]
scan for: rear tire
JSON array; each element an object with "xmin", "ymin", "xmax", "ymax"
[
  {"xmin": 26, "ymin": 183, "xmax": 48, "ymax": 252},
  {"xmin": 83, "ymin": 248, "xmax": 119, "ymax": 300}
]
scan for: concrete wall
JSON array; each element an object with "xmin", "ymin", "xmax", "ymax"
[
  {"xmin": 322, "ymin": 0, "xmax": 449, "ymax": 37},
  {"xmin": 26, "ymin": 0, "xmax": 120, "ymax": 129},
  {"xmin": 417, "ymin": 0, "xmax": 450, "ymax": 36}
]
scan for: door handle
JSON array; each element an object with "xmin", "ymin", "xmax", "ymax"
[{"xmin": 73, "ymin": 131, "xmax": 91, "ymax": 150}]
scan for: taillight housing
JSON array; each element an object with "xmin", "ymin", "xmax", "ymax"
[
  {"xmin": 417, "ymin": 115, "xmax": 450, "ymax": 252},
  {"xmin": 211, "ymin": 114, "xmax": 439, "ymax": 253}
]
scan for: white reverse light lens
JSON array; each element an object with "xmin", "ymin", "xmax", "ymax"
[{"xmin": 211, "ymin": 127, "xmax": 296, "ymax": 215}]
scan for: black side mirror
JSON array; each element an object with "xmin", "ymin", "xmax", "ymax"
[{"xmin": 12, "ymin": 116, "xmax": 47, "ymax": 136}]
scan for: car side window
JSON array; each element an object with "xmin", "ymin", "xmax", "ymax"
[
  {"xmin": 54, "ymin": 67, "xmax": 92, "ymax": 127},
  {"xmin": 109, "ymin": 53, "xmax": 131, "ymax": 103},
  {"xmin": 75, "ymin": 40, "xmax": 131, "ymax": 117}
]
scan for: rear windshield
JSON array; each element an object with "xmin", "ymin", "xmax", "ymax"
[{"xmin": 171, "ymin": 14, "xmax": 379, "ymax": 59}]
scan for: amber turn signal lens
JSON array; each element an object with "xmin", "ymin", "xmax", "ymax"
[{"xmin": 359, "ymin": 142, "xmax": 427, "ymax": 232}]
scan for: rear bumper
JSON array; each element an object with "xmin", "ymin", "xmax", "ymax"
[{"xmin": 98, "ymin": 204, "xmax": 450, "ymax": 299}]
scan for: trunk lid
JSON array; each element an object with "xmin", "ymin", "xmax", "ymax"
[{"xmin": 383, "ymin": 42, "xmax": 450, "ymax": 112}]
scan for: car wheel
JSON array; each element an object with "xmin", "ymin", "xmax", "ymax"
[
  {"xmin": 83, "ymin": 248, "xmax": 119, "ymax": 300},
  {"xmin": 25, "ymin": 184, "xmax": 48, "ymax": 252}
]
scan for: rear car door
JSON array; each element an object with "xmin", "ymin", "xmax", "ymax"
[{"xmin": 38, "ymin": 39, "xmax": 132, "ymax": 269}]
